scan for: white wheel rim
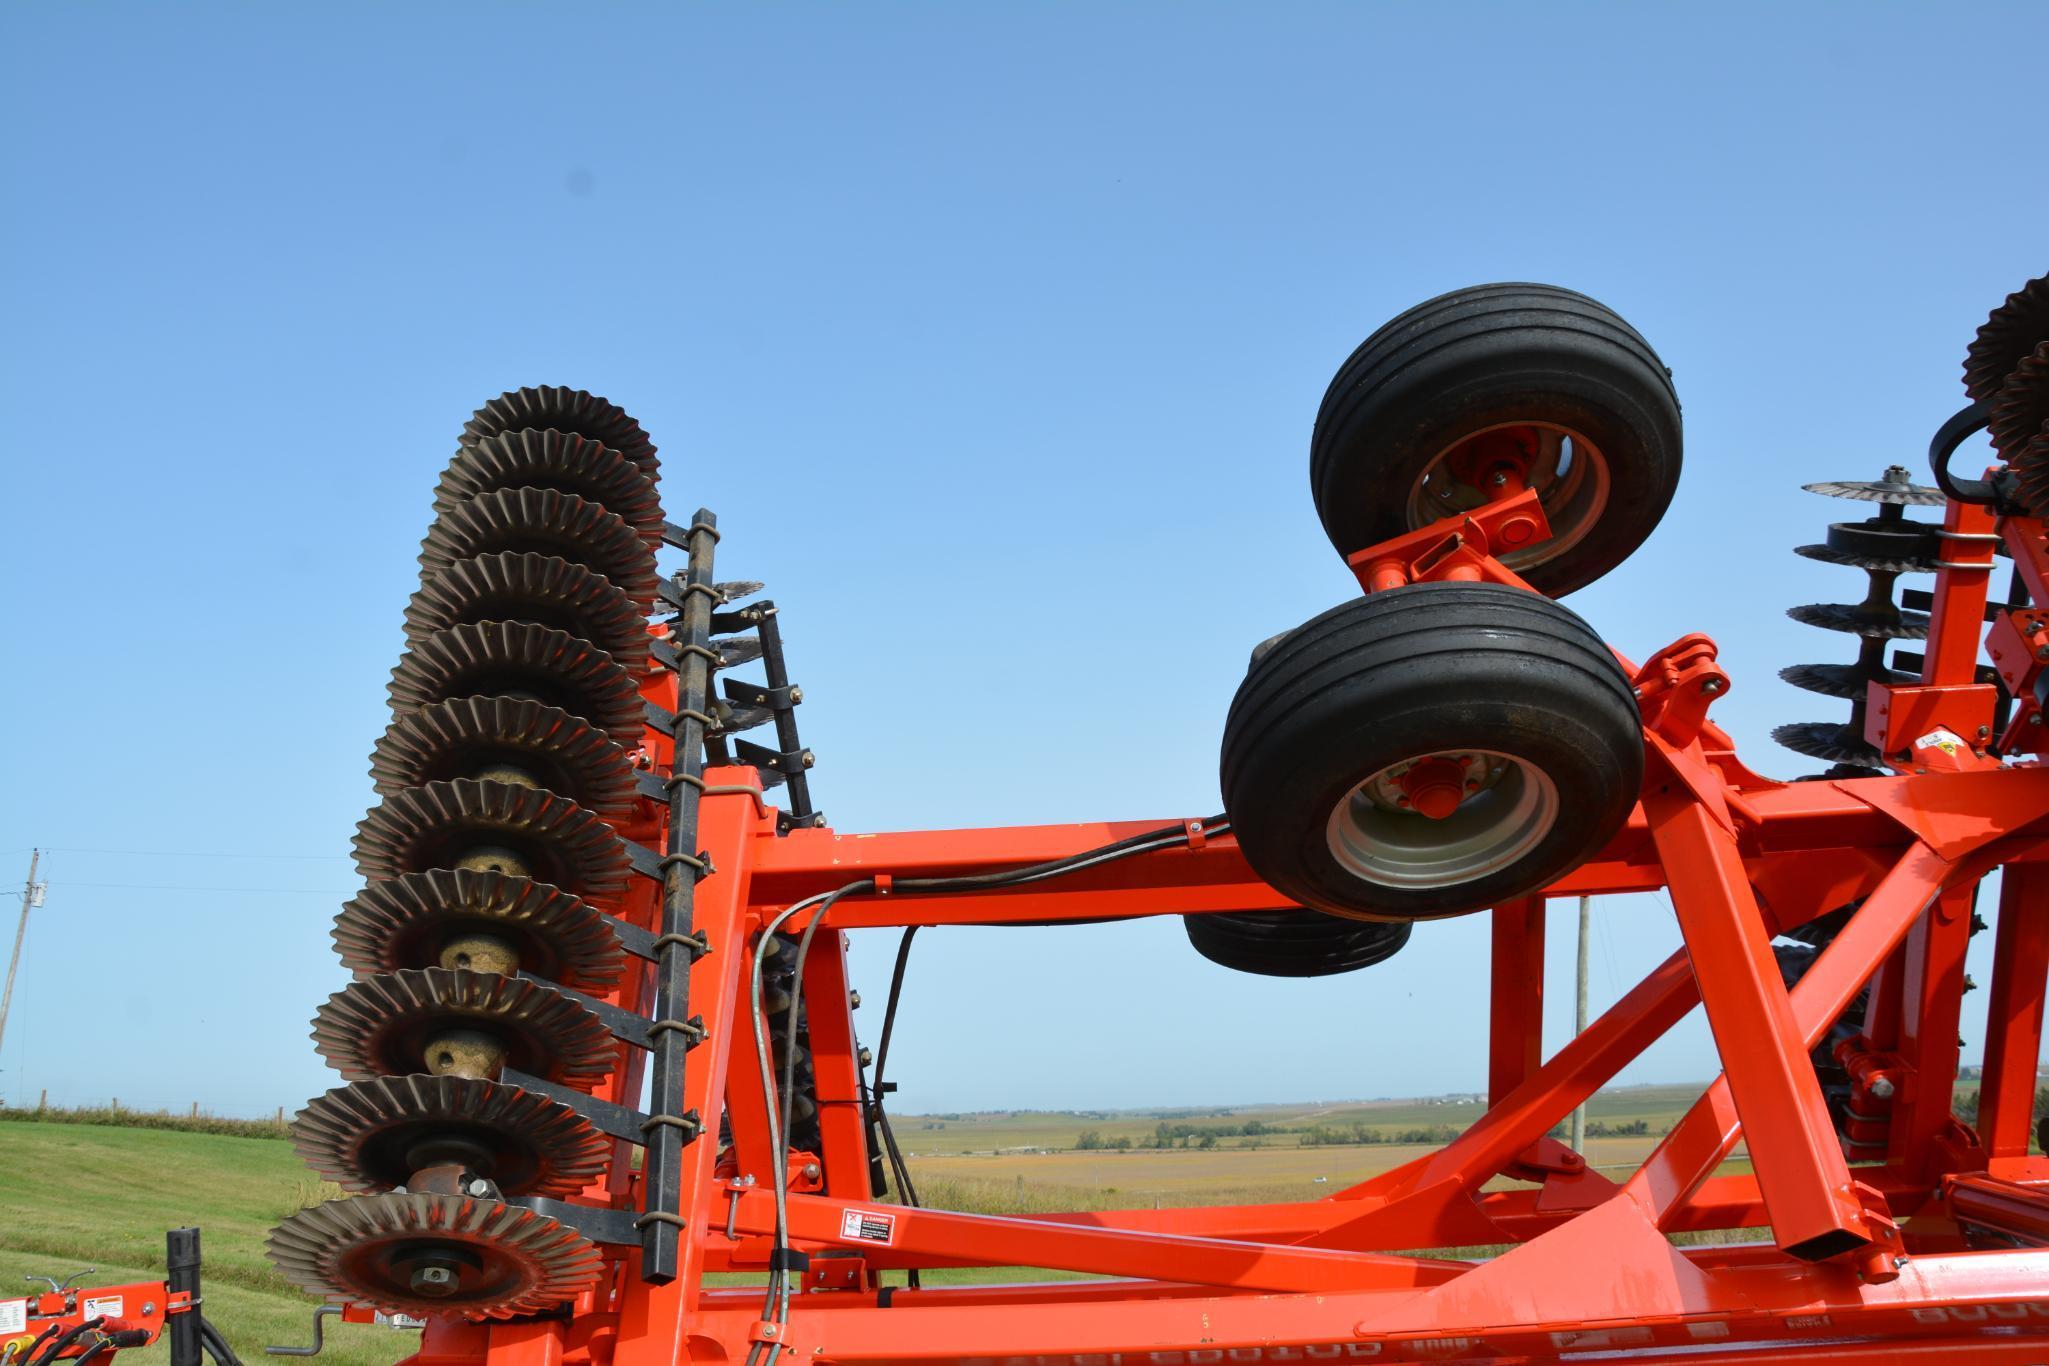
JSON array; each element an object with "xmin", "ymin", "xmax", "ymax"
[{"xmin": 1324, "ymin": 749, "xmax": 1560, "ymax": 890}]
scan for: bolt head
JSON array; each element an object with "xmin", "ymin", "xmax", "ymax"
[{"xmin": 411, "ymin": 1265, "xmax": 457, "ymax": 1295}]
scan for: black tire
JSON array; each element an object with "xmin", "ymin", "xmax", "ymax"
[
  {"xmin": 1183, "ymin": 909, "xmax": 1411, "ymax": 978},
  {"xmin": 1221, "ymin": 583, "xmax": 1641, "ymax": 921},
  {"xmin": 1311, "ymin": 283, "xmax": 1681, "ymax": 597}
]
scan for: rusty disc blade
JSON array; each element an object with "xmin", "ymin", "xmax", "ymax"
[
  {"xmin": 310, "ymin": 967, "xmax": 613, "ymax": 1084},
  {"xmin": 387, "ymin": 622, "xmax": 644, "ymax": 747},
  {"xmin": 267, "ymin": 1190, "xmax": 602, "ymax": 1319},
  {"xmin": 1965, "ymin": 273, "xmax": 2049, "ymax": 401},
  {"xmin": 291, "ymin": 1075, "xmax": 609, "ymax": 1198},
  {"xmin": 403, "ymin": 552, "xmax": 648, "ymax": 663},
  {"xmin": 352, "ymin": 778, "xmax": 628, "ymax": 896},
  {"xmin": 434, "ymin": 429, "xmax": 661, "ymax": 534},
  {"xmin": 1989, "ymin": 341, "xmax": 2049, "ymax": 461},
  {"xmin": 332, "ymin": 868, "xmax": 624, "ymax": 988},
  {"xmin": 370, "ymin": 697, "xmax": 638, "ymax": 819},
  {"xmin": 461, "ymin": 386, "xmax": 658, "ymax": 476},
  {"xmin": 422, "ymin": 487, "xmax": 658, "ymax": 607}
]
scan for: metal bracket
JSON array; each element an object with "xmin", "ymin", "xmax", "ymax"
[
  {"xmin": 724, "ymin": 678, "xmax": 799, "ymax": 710},
  {"xmin": 500, "ymin": 1068, "xmax": 690, "ymax": 1146},
  {"xmin": 508, "ymin": 1196, "xmax": 644, "ymax": 1248},
  {"xmin": 735, "ymin": 739, "xmax": 814, "ymax": 778},
  {"xmin": 518, "ymin": 973, "xmax": 703, "ymax": 1050}
]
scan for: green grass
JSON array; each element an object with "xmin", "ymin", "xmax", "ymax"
[
  {"xmin": 0, "ymin": 1123, "xmax": 409, "ymax": 1366},
  {"xmin": 2, "ymin": 1075, "xmax": 2033, "ymax": 1358}
]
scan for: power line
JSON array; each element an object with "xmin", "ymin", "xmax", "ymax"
[
  {"xmin": 43, "ymin": 845, "xmax": 354, "ymax": 862},
  {"xmin": 46, "ymin": 879, "xmax": 356, "ymax": 895}
]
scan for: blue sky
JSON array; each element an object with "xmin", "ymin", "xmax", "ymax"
[{"xmin": 2, "ymin": 4, "xmax": 2044, "ymax": 1117}]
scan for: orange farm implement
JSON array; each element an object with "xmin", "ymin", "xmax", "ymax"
[{"xmin": 188, "ymin": 277, "xmax": 2049, "ymax": 1365}]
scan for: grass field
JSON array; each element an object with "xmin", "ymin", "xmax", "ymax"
[
  {"xmin": 0, "ymin": 1122, "xmax": 408, "ymax": 1366},
  {"xmin": 1, "ymin": 1077, "xmax": 2032, "ymax": 1364}
]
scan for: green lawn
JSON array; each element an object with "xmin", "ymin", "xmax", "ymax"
[{"xmin": 0, "ymin": 1123, "xmax": 409, "ymax": 1366}]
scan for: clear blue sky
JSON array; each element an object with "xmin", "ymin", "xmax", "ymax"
[{"xmin": 2, "ymin": 4, "xmax": 2044, "ymax": 1118}]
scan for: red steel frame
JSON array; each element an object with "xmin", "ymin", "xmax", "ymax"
[{"xmin": 406, "ymin": 483, "xmax": 2049, "ymax": 1366}]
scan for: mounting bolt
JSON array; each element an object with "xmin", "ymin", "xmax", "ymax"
[
  {"xmin": 849, "ymin": 990, "xmax": 862, "ymax": 1009},
  {"xmin": 761, "ymin": 1326, "xmax": 779, "ymax": 1340},
  {"xmin": 411, "ymin": 1265, "xmax": 457, "ymax": 1295},
  {"xmin": 1700, "ymin": 678, "xmax": 1724, "ymax": 695},
  {"xmin": 790, "ymin": 686, "xmax": 804, "ymax": 704},
  {"xmin": 1489, "ymin": 470, "xmax": 1508, "ymax": 486},
  {"xmin": 467, "ymin": 1179, "xmax": 492, "ymax": 1197},
  {"xmin": 1979, "ymin": 725, "xmax": 1991, "ymax": 738},
  {"xmin": 1869, "ymin": 1077, "xmax": 1895, "ymax": 1100},
  {"xmin": 802, "ymin": 1163, "xmax": 821, "ymax": 1182},
  {"xmin": 142, "ymin": 1304, "xmax": 156, "ymax": 1317},
  {"xmin": 800, "ymin": 750, "xmax": 816, "ymax": 769}
]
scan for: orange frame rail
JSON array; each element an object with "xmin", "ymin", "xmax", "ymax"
[{"xmin": 407, "ymin": 500, "xmax": 2049, "ymax": 1366}]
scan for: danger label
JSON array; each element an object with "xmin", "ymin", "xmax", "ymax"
[
  {"xmin": 839, "ymin": 1209, "xmax": 897, "ymax": 1245},
  {"xmin": 82, "ymin": 1296, "xmax": 123, "ymax": 1320},
  {"xmin": 1915, "ymin": 728, "xmax": 1963, "ymax": 755},
  {"xmin": 0, "ymin": 1300, "xmax": 26, "ymax": 1335}
]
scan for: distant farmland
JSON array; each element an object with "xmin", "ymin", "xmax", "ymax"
[{"xmin": 891, "ymin": 1083, "xmax": 1716, "ymax": 1208}]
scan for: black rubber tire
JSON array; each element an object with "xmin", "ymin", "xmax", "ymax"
[
  {"xmin": 1183, "ymin": 909, "xmax": 1411, "ymax": 978},
  {"xmin": 1221, "ymin": 583, "xmax": 1642, "ymax": 921},
  {"xmin": 1311, "ymin": 282, "xmax": 1681, "ymax": 597}
]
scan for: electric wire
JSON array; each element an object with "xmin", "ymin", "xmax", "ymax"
[{"xmin": 743, "ymin": 816, "xmax": 1227, "ymax": 1335}]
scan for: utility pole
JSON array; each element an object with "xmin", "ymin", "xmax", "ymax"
[
  {"xmin": 1569, "ymin": 893, "xmax": 1590, "ymax": 1151},
  {"xmin": 0, "ymin": 849, "xmax": 48, "ymax": 1061}
]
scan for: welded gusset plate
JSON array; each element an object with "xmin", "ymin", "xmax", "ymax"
[
  {"xmin": 1786, "ymin": 601, "xmax": 1931, "ymax": 640},
  {"xmin": 420, "ymin": 488, "xmax": 659, "ymax": 607},
  {"xmin": 310, "ymin": 967, "xmax": 614, "ymax": 1084},
  {"xmin": 1773, "ymin": 720, "xmax": 1884, "ymax": 766},
  {"xmin": 1779, "ymin": 661, "xmax": 1914, "ymax": 699},
  {"xmin": 1793, "ymin": 543, "xmax": 1938, "ymax": 575},
  {"xmin": 433, "ymin": 429, "xmax": 661, "ymax": 534},
  {"xmin": 292, "ymin": 1075, "xmax": 609, "ymax": 1197},
  {"xmin": 352, "ymin": 778, "xmax": 628, "ymax": 897},
  {"xmin": 332, "ymin": 868, "xmax": 624, "ymax": 988},
  {"xmin": 267, "ymin": 1191, "xmax": 602, "ymax": 1320},
  {"xmin": 402, "ymin": 552, "xmax": 648, "ymax": 663},
  {"xmin": 369, "ymin": 697, "xmax": 637, "ymax": 819},
  {"xmin": 1989, "ymin": 341, "xmax": 2049, "ymax": 460},
  {"xmin": 387, "ymin": 621, "xmax": 643, "ymax": 747},
  {"xmin": 1965, "ymin": 273, "xmax": 2049, "ymax": 401},
  {"xmin": 460, "ymin": 386, "xmax": 658, "ymax": 476},
  {"xmin": 1801, "ymin": 469, "xmax": 1943, "ymax": 506}
]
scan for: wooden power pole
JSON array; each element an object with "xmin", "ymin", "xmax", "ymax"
[{"xmin": 0, "ymin": 849, "xmax": 48, "ymax": 1060}]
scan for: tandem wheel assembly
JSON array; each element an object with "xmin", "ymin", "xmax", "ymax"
[{"xmin": 1199, "ymin": 283, "xmax": 1676, "ymax": 948}]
